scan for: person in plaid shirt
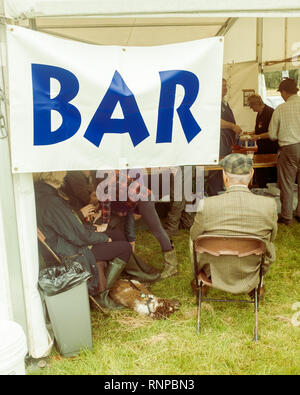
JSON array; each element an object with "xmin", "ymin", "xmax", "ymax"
[{"xmin": 96, "ymin": 169, "xmax": 179, "ymax": 279}]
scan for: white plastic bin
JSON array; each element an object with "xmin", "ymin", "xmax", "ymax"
[{"xmin": 0, "ymin": 320, "xmax": 28, "ymax": 375}]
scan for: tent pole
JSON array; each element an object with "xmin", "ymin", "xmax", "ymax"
[
  {"xmin": 0, "ymin": 20, "xmax": 28, "ymax": 333},
  {"xmin": 256, "ymin": 18, "xmax": 264, "ymax": 97}
]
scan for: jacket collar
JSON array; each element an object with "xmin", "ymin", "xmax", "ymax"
[{"xmin": 225, "ymin": 185, "xmax": 250, "ymax": 194}]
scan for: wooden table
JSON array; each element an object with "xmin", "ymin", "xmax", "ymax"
[
  {"xmin": 143, "ymin": 154, "xmax": 278, "ymax": 174},
  {"xmin": 202, "ymin": 154, "xmax": 278, "ymax": 171}
]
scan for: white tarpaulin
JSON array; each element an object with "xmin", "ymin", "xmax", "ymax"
[{"xmin": 7, "ymin": 25, "xmax": 224, "ymax": 172}]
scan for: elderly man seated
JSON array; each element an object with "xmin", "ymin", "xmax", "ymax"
[{"xmin": 190, "ymin": 153, "xmax": 278, "ymax": 296}]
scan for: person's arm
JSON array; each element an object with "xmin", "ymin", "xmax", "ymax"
[
  {"xmin": 45, "ymin": 202, "xmax": 109, "ymax": 247},
  {"xmin": 251, "ymin": 110, "xmax": 279, "ymax": 142},
  {"xmin": 250, "ymin": 132, "xmax": 271, "ymax": 141},
  {"xmin": 269, "ymin": 199, "xmax": 278, "ymax": 243},
  {"xmin": 190, "ymin": 200, "xmax": 205, "ymax": 241},
  {"xmin": 221, "ymin": 119, "xmax": 243, "ymax": 135}
]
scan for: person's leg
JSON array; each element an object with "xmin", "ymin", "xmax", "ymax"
[
  {"xmin": 91, "ymin": 240, "xmax": 132, "ymax": 308},
  {"xmin": 105, "ymin": 228, "xmax": 127, "ymax": 242},
  {"xmin": 164, "ymin": 200, "xmax": 185, "ymax": 236},
  {"xmin": 278, "ymin": 146, "xmax": 297, "ymax": 221},
  {"xmin": 296, "ymin": 143, "xmax": 300, "ymax": 218},
  {"xmin": 137, "ymin": 201, "xmax": 172, "ymax": 252},
  {"xmin": 138, "ymin": 201, "xmax": 178, "ymax": 278},
  {"xmin": 164, "ymin": 167, "xmax": 185, "ymax": 236},
  {"xmin": 91, "ymin": 240, "xmax": 132, "ymax": 263}
]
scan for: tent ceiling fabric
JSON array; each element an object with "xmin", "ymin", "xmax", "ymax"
[
  {"xmin": 4, "ymin": 0, "xmax": 300, "ymax": 19},
  {"xmin": 26, "ymin": 16, "xmax": 300, "ymax": 67},
  {"xmin": 4, "ymin": 1, "xmax": 300, "ymax": 67},
  {"xmin": 34, "ymin": 17, "xmax": 229, "ymax": 47}
]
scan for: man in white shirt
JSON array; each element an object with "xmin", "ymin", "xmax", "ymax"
[{"xmin": 251, "ymin": 78, "xmax": 300, "ymax": 225}]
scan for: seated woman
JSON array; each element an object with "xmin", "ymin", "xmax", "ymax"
[
  {"xmin": 60, "ymin": 170, "xmax": 101, "ymax": 224},
  {"xmin": 96, "ymin": 169, "xmax": 179, "ymax": 279},
  {"xmin": 34, "ymin": 171, "xmax": 159, "ymax": 309}
]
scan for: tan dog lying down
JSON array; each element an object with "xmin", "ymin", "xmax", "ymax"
[{"xmin": 109, "ymin": 279, "xmax": 180, "ymax": 319}]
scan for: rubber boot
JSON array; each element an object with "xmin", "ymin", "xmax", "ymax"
[
  {"xmin": 124, "ymin": 253, "xmax": 161, "ymax": 283},
  {"xmin": 94, "ymin": 257, "xmax": 127, "ymax": 309},
  {"xmin": 160, "ymin": 248, "xmax": 179, "ymax": 279}
]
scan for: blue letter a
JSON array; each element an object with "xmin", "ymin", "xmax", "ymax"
[
  {"xmin": 32, "ymin": 64, "xmax": 81, "ymax": 145},
  {"xmin": 84, "ymin": 70, "xmax": 150, "ymax": 147},
  {"xmin": 156, "ymin": 70, "xmax": 201, "ymax": 143}
]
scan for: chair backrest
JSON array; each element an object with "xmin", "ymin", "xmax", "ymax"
[
  {"xmin": 194, "ymin": 235, "xmax": 266, "ymax": 258},
  {"xmin": 194, "ymin": 235, "xmax": 266, "ymax": 294}
]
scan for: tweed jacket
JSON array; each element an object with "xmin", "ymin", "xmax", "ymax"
[{"xmin": 190, "ymin": 185, "xmax": 278, "ymax": 294}]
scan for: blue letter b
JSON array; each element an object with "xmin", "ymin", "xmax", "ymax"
[{"xmin": 32, "ymin": 64, "xmax": 81, "ymax": 145}]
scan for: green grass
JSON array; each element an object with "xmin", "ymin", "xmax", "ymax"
[{"xmin": 29, "ymin": 222, "xmax": 300, "ymax": 375}]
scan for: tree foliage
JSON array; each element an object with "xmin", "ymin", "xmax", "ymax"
[{"xmin": 264, "ymin": 69, "xmax": 299, "ymax": 90}]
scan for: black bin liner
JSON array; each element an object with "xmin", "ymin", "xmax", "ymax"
[{"xmin": 39, "ymin": 261, "xmax": 92, "ymax": 296}]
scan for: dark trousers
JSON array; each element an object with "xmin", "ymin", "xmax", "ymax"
[
  {"xmin": 137, "ymin": 201, "xmax": 172, "ymax": 252},
  {"xmin": 91, "ymin": 229, "xmax": 132, "ymax": 263},
  {"xmin": 277, "ymin": 143, "xmax": 300, "ymax": 220}
]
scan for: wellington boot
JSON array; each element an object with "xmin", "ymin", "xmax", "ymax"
[
  {"xmin": 124, "ymin": 253, "xmax": 161, "ymax": 283},
  {"xmin": 160, "ymin": 248, "xmax": 179, "ymax": 279},
  {"xmin": 93, "ymin": 290, "xmax": 124, "ymax": 310},
  {"xmin": 105, "ymin": 257, "xmax": 127, "ymax": 289},
  {"xmin": 93, "ymin": 257, "xmax": 127, "ymax": 309}
]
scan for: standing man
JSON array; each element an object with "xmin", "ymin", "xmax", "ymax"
[
  {"xmin": 247, "ymin": 94, "xmax": 278, "ymax": 187},
  {"xmin": 250, "ymin": 78, "xmax": 300, "ymax": 225},
  {"xmin": 207, "ymin": 78, "xmax": 243, "ymax": 196}
]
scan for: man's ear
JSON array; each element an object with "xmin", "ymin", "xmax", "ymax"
[{"xmin": 222, "ymin": 170, "xmax": 228, "ymax": 187}]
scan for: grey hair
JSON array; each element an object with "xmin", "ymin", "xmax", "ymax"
[
  {"xmin": 247, "ymin": 94, "xmax": 264, "ymax": 105},
  {"xmin": 224, "ymin": 170, "xmax": 252, "ymax": 186},
  {"xmin": 33, "ymin": 171, "xmax": 66, "ymax": 188}
]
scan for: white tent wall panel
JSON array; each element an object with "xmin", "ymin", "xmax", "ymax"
[
  {"xmin": 263, "ymin": 18, "xmax": 286, "ymax": 64},
  {"xmin": 223, "ymin": 18, "xmax": 257, "ymax": 64},
  {"xmin": 286, "ymin": 18, "xmax": 300, "ymax": 65},
  {"xmin": 224, "ymin": 61, "xmax": 258, "ymax": 133}
]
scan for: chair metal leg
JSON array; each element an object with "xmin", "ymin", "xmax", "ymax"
[
  {"xmin": 197, "ymin": 281, "xmax": 203, "ymax": 334},
  {"xmin": 253, "ymin": 288, "xmax": 259, "ymax": 341}
]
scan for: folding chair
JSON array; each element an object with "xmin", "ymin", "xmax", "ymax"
[{"xmin": 193, "ymin": 235, "xmax": 266, "ymax": 341}]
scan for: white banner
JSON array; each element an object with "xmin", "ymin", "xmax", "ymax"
[{"xmin": 7, "ymin": 25, "xmax": 223, "ymax": 172}]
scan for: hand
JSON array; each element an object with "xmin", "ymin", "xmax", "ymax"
[
  {"xmin": 129, "ymin": 241, "xmax": 135, "ymax": 252},
  {"xmin": 116, "ymin": 211, "xmax": 127, "ymax": 217},
  {"xmin": 249, "ymin": 134, "xmax": 260, "ymax": 141},
  {"xmin": 107, "ymin": 238, "xmax": 112, "ymax": 243},
  {"xmin": 232, "ymin": 124, "xmax": 243, "ymax": 135},
  {"xmin": 95, "ymin": 223, "xmax": 108, "ymax": 232},
  {"xmin": 91, "ymin": 210, "xmax": 102, "ymax": 223},
  {"xmin": 80, "ymin": 204, "xmax": 95, "ymax": 218}
]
